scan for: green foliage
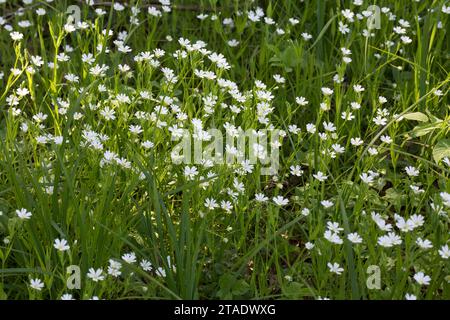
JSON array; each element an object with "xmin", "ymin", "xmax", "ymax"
[{"xmin": 0, "ymin": 0, "xmax": 449, "ymax": 301}]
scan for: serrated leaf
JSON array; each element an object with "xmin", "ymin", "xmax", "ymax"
[
  {"xmin": 433, "ymin": 139, "xmax": 450, "ymax": 163},
  {"xmin": 402, "ymin": 112, "xmax": 429, "ymax": 122}
]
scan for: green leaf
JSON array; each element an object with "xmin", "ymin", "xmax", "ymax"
[
  {"xmin": 217, "ymin": 274, "xmax": 235, "ymax": 299},
  {"xmin": 406, "ymin": 114, "xmax": 443, "ymax": 138},
  {"xmin": 433, "ymin": 139, "xmax": 450, "ymax": 163},
  {"xmin": 408, "ymin": 123, "xmax": 440, "ymax": 138},
  {"xmin": 383, "ymin": 188, "xmax": 406, "ymax": 208},
  {"xmin": 283, "ymin": 282, "xmax": 314, "ymax": 299},
  {"xmin": 217, "ymin": 273, "xmax": 249, "ymax": 298},
  {"xmin": 231, "ymin": 279, "xmax": 250, "ymax": 296},
  {"xmin": 402, "ymin": 112, "xmax": 429, "ymax": 122}
]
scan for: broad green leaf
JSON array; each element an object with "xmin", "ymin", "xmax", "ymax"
[
  {"xmin": 433, "ymin": 139, "xmax": 450, "ymax": 163},
  {"xmin": 408, "ymin": 122, "xmax": 442, "ymax": 138},
  {"xmin": 401, "ymin": 112, "xmax": 429, "ymax": 122}
]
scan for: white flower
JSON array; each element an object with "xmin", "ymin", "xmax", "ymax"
[
  {"xmin": 122, "ymin": 252, "xmax": 137, "ymax": 264},
  {"xmin": 220, "ymin": 200, "xmax": 233, "ymax": 212},
  {"xmin": 30, "ymin": 278, "xmax": 44, "ymax": 291},
  {"xmin": 53, "ymin": 238, "xmax": 70, "ymax": 252},
  {"xmin": 371, "ymin": 212, "xmax": 392, "ymax": 231},
  {"xmin": 410, "ymin": 185, "xmax": 424, "ymax": 194},
  {"xmin": 16, "ymin": 208, "xmax": 32, "ymax": 220},
  {"xmin": 113, "ymin": 3, "xmax": 125, "ymax": 11},
  {"xmin": 341, "ymin": 47, "xmax": 352, "ymax": 56},
  {"xmin": 327, "ymin": 262, "xmax": 344, "ymax": 275},
  {"xmin": 140, "ymin": 259, "xmax": 153, "ymax": 271},
  {"xmin": 350, "ymin": 102, "xmax": 361, "ymax": 110},
  {"xmin": 129, "ymin": 125, "xmax": 143, "ymax": 135},
  {"xmin": 373, "ymin": 116, "xmax": 387, "ymax": 126},
  {"xmin": 64, "ymin": 23, "xmax": 76, "ymax": 33},
  {"xmin": 343, "ymin": 56, "xmax": 352, "ymax": 63},
  {"xmin": 301, "ymin": 32, "xmax": 313, "ymax": 40},
  {"xmin": 351, "ymin": 137, "xmax": 364, "ymax": 146},
  {"xmin": 290, "ymin": 165, "xmax": 303, "ymax": 176},
  {"xmin": 116, "ymin": 93, "xmax": 131, "ymax": 104},
  {"xmin": 368, "ymin": 147, "xmax": 379, "ymax": 155},
  {"xmin": 305, "ymin": 242, "xmax": 315, "ymax": 250},
  {"xmin": 294, "ymin": 207, "xmax": 307, "ymax": 217},
  {"xmin": 401, "ymin": 36, "xmax": 412, "ymax": 44},
  {"xmin": 416, "ymin": 238, "xmax": 433, "ymax": 249},
  {"xmin": 288, "ymin": 125, "xmax": 301, "ymax": 134},
  {"xmin": 321, "ymin": 200, "xmax": 334, "ymax": 208},
  {"xmin": 227, "ymin": 39, "xmax": 239, "ymax": 47},
  {"xmin": 353, "ymin": 84, "xmax": 365, "ymax": 93},
  {"xmin": 16, "ymin": 87, "xmax": 29, "ymax": 97},
  {"xmin": 347, "ymin": 232, "xmax": 363, "ymax": 244},
  {"xmin": 108, "ymin": 259, "xmax": 122, "ymax": 277},
  {"xmin": 273, "ymin": 196, "xmax": 289, "ymax": 206},
  {"xmin": 443, "ymin": 4, "xmax": 450, "ymax": 14},
  {"xmin": 295, "ymin": 96, "xmax": 309, "ymax": 106},
  {"xmin": 273, "ymin": 74, "xmax": 285, "ymax": 83},
  {"xmin": 53, "ymin": 136, "xmax": 63, "ymax": 145},
  {"xmin": 184, "ymin": 166, "xmax": 198, "ymax": 180},
  {"xmin": 440, "ymin": 192, "xmax": 450, "ymax": 207},
  {"xmin": 341, "ymin": 111, "xmax": 354, "ymax": 120},
  {"xmin": 61, "ymin": 293, "xmax": 74, "ymax": 300},
  {"xmin": 360, "ymin": 172, "xmax": 374, "ymax": 184},
  {"xmin": 10, "ymin": 31, "xmax": 24, "ymax": 41},
  {"xmin": 341, "ymin": 9, "xmax": 354, "ymax": 22},
  {"xmin": 149, "ymin": 6, "xmax": 162, "ymax": 16},
  {"xmin": 142, "ymin": 140, "xmax": 154, "ymax": 149},
  {"xmin": 443, "ymin": 157, "xmax": 450, "ymax": 167},
  {"xmin": 155, "ymin": 267, "xmax": 166, "ymax": 277},
  {"xmin": 408, "ymin": 214, "xmax": 424, "ymax": 229},
  {"xmin": 323, "ymin": 122, "xmax": 336, "ymax": 132},
  {"xmin": 395, "ymin": 215, "xmax": 414, "ymax": 232},
  {"xmin": 289, "ymin": 17, "xmax": 299, "ymax": 25},
  {"xmin": 36, "ymin": 8, "xmax": 47, "ymax": 16},
  {"xmin": 324, "ymin": 230, "xmax": 343, "ymax": 245},
  {"xmin": 326, "ymin": 221, "xmax": 343, "ymax": 233},
  {"xmin": 255, "ymin": 193, "xmax": 268, "ymax": 202},
  {"xmin": 380, "ymin": 135, "xmax": 393, "ymax": 144},
  {"xmin": 405, "ymin": 293, "xmax": 417, "ymax": 300},
  {"xmin": 377, "ymin": 232, "xmax": 402, "ymax": 247},
  {"xmin": 405, "ymin": 166, "xmax": 419, "ymax": 177},
  {"xmin": 87, "ymin": 268, "xmax": 105, "ymax": 282},
  {"xmin": 378, "ymin": 96, "xmax": 388, "ymax": 104},
  {"xmin": 313, "ymin": 171, "xmax": 328, "ymax": 182},
  {"xmin": 413, "ymin": 272, "xmax": 431, "ymax": 286},
  {"xmin": 438, "ymin": 244, "xmax": 450, "ymax": 259},
  {"xmin": 100, "ymin": 107, "xmax": 116, "ymax": 121},
  {"xmin": 264, "ymin": 17, "xmax": 275, "ymax": 24},
  {"xmin": 204, "ymin": 198, "xmax": 219, "ymax": 210},
  {"xmin": 321, "ymin": 87, "xmax": 333, "ymax": 96},
  {"xmin": 306, "ymin": 123, "xmax": 316, "ymax": 134},
  {"xmin": 331, "ymin": 144, "xmax": 345, "ymax": 154},
  {"xmin": 338, "ymin": 21, "xmax": 350, "ymax": 34}
]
